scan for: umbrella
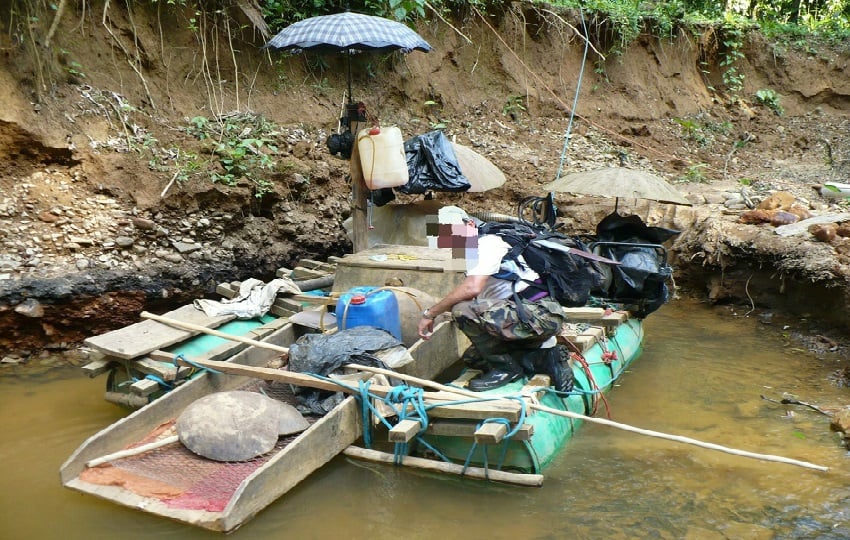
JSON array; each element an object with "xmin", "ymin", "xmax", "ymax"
[
  {"xmin": 542, "ymin": 167, "xmax": 692, "ymax": 206},
  {"xmin": 450, "ymin": 142, "xmax": 506, "ymax": 193},
  {"xmin": 265, "ymin": 11, "xmax": 432, "ymax": 103}
]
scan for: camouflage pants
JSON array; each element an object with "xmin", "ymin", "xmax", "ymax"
[{"xmin": 452, "ymin": 297, "xmax": 567, "ymax": 357}]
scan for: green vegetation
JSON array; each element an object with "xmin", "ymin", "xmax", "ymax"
[
  {"xmin": 502, "ymin": 95, "xmax": 527, "ymax": 120},
  {"xmin": 673, "ymin": 115, "xmax": 732, "ymax": 148},
  {"xmin": 755, "ymin": 88, "xmax": 785, "ymax": 115},
  {"xmin": 184, "ymin": 113, "xmax": 281, "ymax": 197},
  {"xmin": 681, "ymin": 163, "xmax": 710, "ymax": 184},
  {"xmin": 254, "ymin": 0, "xmax": 848, "ymax": 99}
]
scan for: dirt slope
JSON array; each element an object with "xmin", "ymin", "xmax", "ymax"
[{"xmin": 0, "ymin": 3, "xmax": 849, "ymax": 359}]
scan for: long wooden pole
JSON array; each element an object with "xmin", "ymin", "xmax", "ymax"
[
  {"xmin": 139, "ymin": 312, "xmax": 829, "ymax": 472},
  {"xmin": 348, "ymin": 364, "xmax": 829, "ymax": 472},
  {"xmin": 87, "ymin": 435, "xmax": 179, "ymax": 468},
  {"xmin": 343, "ymin": 446, "xmax": 543, "ymax": 487}
]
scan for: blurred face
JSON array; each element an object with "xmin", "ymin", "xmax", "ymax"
[{"xmin": 426, "ymin": 210, "xmax": 478, "ymax": 271}]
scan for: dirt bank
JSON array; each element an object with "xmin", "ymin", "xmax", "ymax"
[{"xmin": 1, "ymin": 3, "xmax": 849, "ymax": 364}]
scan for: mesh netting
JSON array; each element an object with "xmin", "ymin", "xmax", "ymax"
[{"xmin": 79, "ymin": 381, "xmax": 314, "ymax": 513}]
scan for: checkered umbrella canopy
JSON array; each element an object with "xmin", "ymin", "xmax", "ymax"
[
  {"xmin": 266, "ymin": 11, "xmax": 432, "ymax": 53},
  {"xmin": 266, "ymin": 11, "xmax": 431, "ymax": 102}
]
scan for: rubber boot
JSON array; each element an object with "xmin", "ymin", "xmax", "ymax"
[
  {"xmin": 522, "ymin": 345, "xmax": 574, "ymax": 392},
  {"xmin": 468, "ymin": 353, "xmax": 524, "ymax": 392}
]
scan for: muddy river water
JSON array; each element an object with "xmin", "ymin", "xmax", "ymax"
[{"xmin": 3, "ymin": 296, "xmax": 850, "ymax": 539}]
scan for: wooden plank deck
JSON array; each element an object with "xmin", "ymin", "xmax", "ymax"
[{"xmin": 83, "ymin": 305, "xmax": 235, "ymax": 360}]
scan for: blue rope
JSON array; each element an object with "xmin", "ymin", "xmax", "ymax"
[
  {"xmin": 460, "ymin": 397, "xmax": 528, "ymax": 477},
  {"xmin": 554, "ymin": 6, "xmax": 590, "ymax": 182},
  {"xmin": 358, "ymin": 379, "xmax": 375, "ymax": 449},
  {"xmin": 302, "ymin": 372, "xmax": 539, "ymax": 473},
  {"xmin": 144, "ymin": 374, "xmax": 172, "ymax": 389}
]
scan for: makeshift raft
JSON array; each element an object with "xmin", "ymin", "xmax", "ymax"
[{"xmin": 64, "ymin": 245, "xmax": 647, "ymax": 531}]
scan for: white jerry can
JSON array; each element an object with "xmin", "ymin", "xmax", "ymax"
[{"xmin": 357, "ymin": 126, "xmax": 410, "ymax": 190}]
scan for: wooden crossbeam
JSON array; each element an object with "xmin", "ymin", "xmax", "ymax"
[
  {"xmin": 561, "ymin": 307, "xmax": 606, "ymax": 321},
  {"xmin": 426, "ymin": 419, "xmax": 534, "ymax": 441},
  {"xmin": 130, "ymin": 378, "xmax": 161, "ymax": 396},
  {"xmin": 601, "ymin": 311, "xmax": 628, "ymax": 330},
  {"xmin": 579, "ymin": 326, "xmax": 605, "ymax": 340},
  {"xmin": 474, "ymin": 423, "xmax": 508, "ymax": 444},
  {"xmin": 389, "ymin": 419, "xmax": 422, "ymax": 442},
  {"xmin": 81, "ymin": 359, "xmax": 113, "ymax": 378}
]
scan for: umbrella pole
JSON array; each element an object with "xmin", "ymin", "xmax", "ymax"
[{"xmin": 347, "ymin": 53, "xmax": 353, "ymax": 104}]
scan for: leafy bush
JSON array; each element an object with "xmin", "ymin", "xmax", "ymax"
[
  {"xmin": 754, "ymin": 88, "xmax": 785, "ymax": 115},
  {"xmin": 185, "ymin": 113, "xmax": 281, "ymax": 197}
]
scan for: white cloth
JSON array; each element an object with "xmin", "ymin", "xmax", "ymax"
[
  {"xmin": 466, "ymin": 234, "xmax": 540, "ymax": 300},
  {"xmin": 194, "ymin": 277, "xmax": 301, "ymax": 319}
]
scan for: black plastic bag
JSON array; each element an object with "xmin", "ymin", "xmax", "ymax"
[
  {"xmin": 593, "ymin": 212, "xmax": 680, "ymax": 317},
  {"xmin": 287, "ymin": 327, "xmax": 400, "ymax": 416},
  {"xmin": 398, "ymin": 130, "xmax": 471, "ymax": 194}
]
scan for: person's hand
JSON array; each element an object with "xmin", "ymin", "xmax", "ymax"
[{"xmin": 417, "ymin": 316, "xmax": 434, "ymax": 339}]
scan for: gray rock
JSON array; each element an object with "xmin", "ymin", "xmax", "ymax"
[
  {"xmin": 14, "ymin": 298, "xmax": 44, "ymax": 318},
  {"xmin": 115, "ymin": 236, "xmax": 134, "ymax": 248},
  {"xmin": 172, "ymin": 240, "xmax": 201, "ymax": 254},
  {"xmin": 131, "ymin": 216, "xmax": 157, "ymax": 231}
]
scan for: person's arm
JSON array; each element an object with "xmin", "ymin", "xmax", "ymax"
[{"xmin": 417, "ymin": 274, "xmax": 488, "ymax": 339}]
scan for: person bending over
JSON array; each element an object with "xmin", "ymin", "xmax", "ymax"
[{"xmin": 417, "ymin": 217, "xmax": 571, "ymax": 392}]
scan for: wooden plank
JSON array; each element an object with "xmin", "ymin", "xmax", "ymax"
[
  {"xmin": 389, "ymin": 419, "xmax": 422, "ymax": 442},
  {"xmin": 81, "ymin": 359, "xmax": 113, "ymax": 378},
  {"xmin": 424, "ymin": 398, "xmax": 521, "ymax": 422},
  {"xmin": 522, "ymin": 374, "xmax": 551, "ymax": 390},
  {"xmin": 289, "ymin": 309, "xmax": 337, "ymax": 331},
  {"xmin": 215, "ymin": 282, "xmax": 238, "ymax": 299},
  {"xmin": 297, "ymin": 259, "xmax": 336, "ymax": 273},
  {"xmin": 579, "ymin": 326, "xmax": 605, "ymax": 340},
  {"xmin": 130, "ymin": 378, "xmax": 161, "ymax": 396},
  {"xmin": 275, "ymin": 267, "xmax": 294, "ymax": 278},
  {"xmin": 146, "ymin": 350, "xmax": 195, "ymax": 379},
  {"xmin": 427, "ymin": 419, "xmax": 533, "ymax": 441},
  {"xmin": 290, "ymin": 294, "xmax": 337, "ymax": 305},
  {"xmin": 269, "ymin": 305, "xmax": 296, "ymax": 318},
  {"xmin": 291, "ymin": 266, "xmax": 327, "ymax": 280},
  {"xmin": 274, "ymin": 297, "xmax": 303, "ymax": 313},
  {"xmin": 133, "ymin": 358, "xmax": 178, "ymax": 381},
  {"xmin": 343, "ymin": 446, "xmax": 544, "ymax": 487},
  {"xmin": 84, "ymin": 305, "xmax": 235, "ymax": 360},
  {"xmin": 572, "ymin": 335, "xmax": 595, "ymax": 352},
  {"xmin": 450, "ymin": 369, "xmax": 483, "ymax": 388},
  {"xmin": 474, "ymin": 423, "xmax": 507, "ymax": 444},
  {"xmin": 601, "ymin": 311, "xmax": 628, "ymax": 330},
  {"xmin": 559, "ymin": 331, "xmax": 595, "ymax": 353},
  {"xmin": 561, "ymin": 307, "xmax": 606, "ymax": 321},
  {"xmin": 148, "ymin": 350, "xmax": 174, "ymax": 362}
]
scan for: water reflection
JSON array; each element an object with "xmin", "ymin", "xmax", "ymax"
[{"xmin": 2, "ymin": 296, "xmax": 850, "ymax": 539}]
